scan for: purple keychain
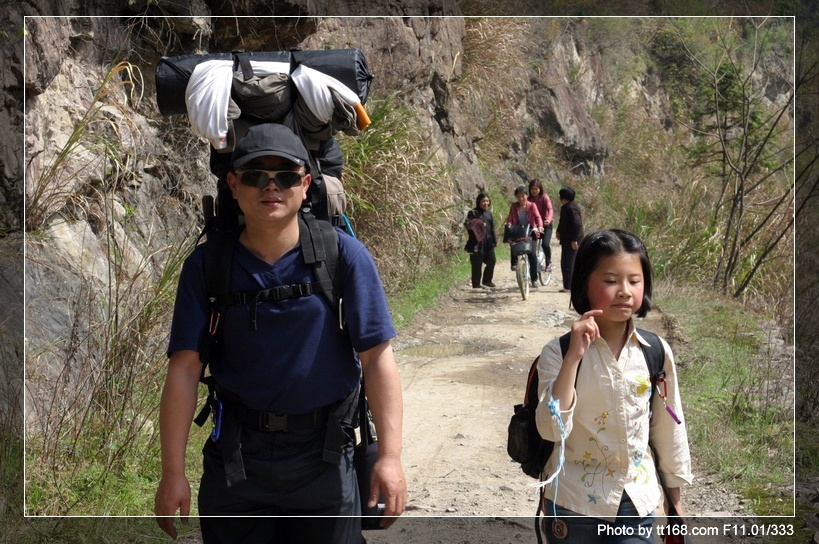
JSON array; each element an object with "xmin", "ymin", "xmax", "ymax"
[
  {"xmin": 665, "ymin": 404, "xmax": 682, "ymax": 424},
  {"xmin": 657, "ymin": 378, "xmax": 682, "ymax": 424}
]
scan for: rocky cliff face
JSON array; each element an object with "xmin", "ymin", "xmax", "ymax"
[{"xmin": 5, "ymin": 5, "xmax": 704, "ymax": 429}]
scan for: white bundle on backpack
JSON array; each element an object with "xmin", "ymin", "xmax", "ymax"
[
  {"xmin": 186, "ymin": 60, "xmax": 290, "ymax": 149},
  {"xmin": 186, "ymin": 60, "xmax": 233, "ymax": 149},
  {"xmin": 291, "ymin": 64, "xmax": 362, "ymax": 124}
]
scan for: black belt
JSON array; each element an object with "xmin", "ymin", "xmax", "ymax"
[
  {"xmin": 210, "ymin": 384, "xmax": 359, "ymax": 487},
  {"xmin": 237, "ymin": 405, "xmax": 332, "ymax": 432}
]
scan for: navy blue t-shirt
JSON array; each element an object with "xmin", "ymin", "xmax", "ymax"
[{"xmin": 167, "ymin": 229, "xmax": 396, "ymax": 413}]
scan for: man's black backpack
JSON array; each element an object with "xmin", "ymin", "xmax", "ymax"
[
  {"xmin": 155, "ymin": 48, "xmax": 373, "ymax": 232},
  {"xmin": 154, "ymin": 48, "xmax": 374, "ymax": 375},
  {"xmin": 507, "ymin": 328, "xmax": 666, "ymax": 479}
]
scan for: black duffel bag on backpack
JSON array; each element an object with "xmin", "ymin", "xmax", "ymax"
[{"xmin": 155, "ymin": 48, "xmax": 373, "ymax": 117}]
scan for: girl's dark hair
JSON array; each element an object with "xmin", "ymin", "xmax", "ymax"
[
  {"xmin": 558, "ymin": 187, "xmax": 575, "ymax": 202},
  {"xmin": 570, "ymin": 229, "xmax": 653, "ymax": 318},
  {"xmin": 529, "ymin": 179, "xmax": 543, "ymax": 193},
  {"xmin": 475, "ymin": 192, "xmax": 490, "ymax": 209},
  {"xmin": 514, "ymin": 185, "xmax": 528, "ymax": 196}
]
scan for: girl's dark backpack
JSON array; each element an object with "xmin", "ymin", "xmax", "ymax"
[
  {"xmin": 506, "ymin": 329, "xmax": 666, "ymax": 543},
  {"xmin": 506, "ymin": 329, "xmax": 666, "ymax": 478}
]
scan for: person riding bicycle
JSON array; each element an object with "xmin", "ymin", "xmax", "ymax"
[{"xmin": 505, "ymin": 186, "xmax": 543, "ymax": 287}]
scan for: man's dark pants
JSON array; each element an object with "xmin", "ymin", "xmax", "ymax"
[
  {"xmin": 560, "ymin": 242, "xmax": 577, "ymax": 290},
  {"xmin": 198, "ymin": 423, "xmax": 363, "ymax": 544}
]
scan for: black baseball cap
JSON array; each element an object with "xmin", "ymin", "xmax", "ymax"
[{"xmin": 231, "ymin": 123, "xmax": 310, "ymax": 171}]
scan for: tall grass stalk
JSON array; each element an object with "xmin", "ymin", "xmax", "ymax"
[{"xmin": 26, "ymin": 61, "xmax": 144, "ymax": 233}]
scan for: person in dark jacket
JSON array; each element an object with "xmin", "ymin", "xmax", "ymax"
[
  {"xmin": 464, "ymin": 192, "xmax": 497, "ymax": 288},
  {"xmin": 555, "ymin": 186, "xmax": 583, "ymax": 292}
]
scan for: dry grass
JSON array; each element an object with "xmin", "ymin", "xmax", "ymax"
[
  {"xmin": 26, "ymin": 62, "xmax": 145, "ymax": 233},
  {"xmin": 339, "ymin": 95, "xmax": 456, "ymax": 293},
  {"xmin": 451, "ymin": 18, "xmax": 536, "ymax": 162}
]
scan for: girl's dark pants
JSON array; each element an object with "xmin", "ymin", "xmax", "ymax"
[
  {"xmin": 542, "ymin": 492, "xmax": 655, "ymax": 543},
  {"xmin": 542, "ymin": 225, "xmax": 553, "ymax": 266},
  {"xmin": 198, "ymin": 422, "xmax": 363, "ymax": 544},
  {"xmin": 470, "ymin": 246, "xmax": 496, "ymax": 287}
]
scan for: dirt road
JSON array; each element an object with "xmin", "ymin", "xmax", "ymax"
[{"xmin": 391, "ymin": 254, "xmax": 573, "ymax": 518}]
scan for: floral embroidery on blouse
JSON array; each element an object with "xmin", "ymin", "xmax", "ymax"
[
  {"xmin": 576, "ymin": 412, "xmax": 615, "ymax": 489},
  {"xmin": 635, "ymin": 374, "xmax": 651, "ymax": 396}
]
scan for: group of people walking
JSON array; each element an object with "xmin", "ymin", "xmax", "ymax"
[{"xmin": 464, "ymin": 180, "xmax": 584, "ymax": 292}]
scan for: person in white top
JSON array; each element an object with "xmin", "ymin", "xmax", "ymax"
[{"xmin": 536, "ymin": 229, "xmax": 693, "ymax": 543}]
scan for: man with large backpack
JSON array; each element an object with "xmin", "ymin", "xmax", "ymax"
[{"xmin": 154, "ymin": 123, "xmax": 406, "ymax": 543}]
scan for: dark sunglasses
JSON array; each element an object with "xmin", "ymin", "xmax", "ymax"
[{"xmin": 238, "ymin": 169, "xmax": 305, "ymax": 189}]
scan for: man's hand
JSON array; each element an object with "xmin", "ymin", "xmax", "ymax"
[
  {"xmin": 154, "ymin": 473, "xmax": 191, "ymax": 539},
  {"xmin": 369, "ymin": 453, "xmax": 407, "ymax": 529},
  {"xmin": 359, "ymin": 341, "xmax": 406, "ymax": 529},
  {"xmin": 154, "ymin": 350, "xmax": 201, "ymax": 540}
]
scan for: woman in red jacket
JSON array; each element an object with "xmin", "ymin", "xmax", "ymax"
[{"xmin": 505, "ymin": 186, "xmax": 543, "ymax": 287}]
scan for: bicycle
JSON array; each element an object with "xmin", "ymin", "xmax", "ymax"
[
  {"xmin": 508, "ymin": 225, "xmax": 539, "ymax": 300},
  {"xmin": 533, "ymin": 237, "xmax": 552, "ymax": 286}
]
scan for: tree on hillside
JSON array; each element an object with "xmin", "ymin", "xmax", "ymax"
[
  {"xmin": 662, "ymin": 18, "xmax": 795, "ymax": 299},
  {"xmin": 794, "ymin": 16, "xmax": 819, "ymax": 422}
]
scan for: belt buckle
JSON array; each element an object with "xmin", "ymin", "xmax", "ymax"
[{"xmin": 259, "ymin": 412, "xmax": 288, "ymax": 432}]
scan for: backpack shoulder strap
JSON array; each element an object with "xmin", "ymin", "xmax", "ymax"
[
  {"xmin": 203, "ymin": 230, "xmax": 241, "ymax": 305},
  {"xmin": 524, "ymin": 356, "xmax": 540, "ymax": 406},
  {"xmin": 636, "ymin": 328, "xmax": 665, "ymax": 381},
  {"xmin": 194, "ymin": 228, "xmax": 241, "ymax": 426},
  {"xmin": 298, "ymin": 210, "xmax": 344, "ymax": 328},
  {"xmin": 200, "ymin": 229, "xmax": 242, "ymax": 366},
  {"xmin": 637, "ymin": 328, "xmax": 667, "ymax": 444},
  {"xmin": 558, "ymin": 332, "xmax": 571, "ymax": 359},
  {"xmin": 551, "ymin": 331, "xmax": 581, "ymax": 395}
]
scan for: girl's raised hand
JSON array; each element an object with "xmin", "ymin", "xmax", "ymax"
[
  {"xmin": 566, "ymin": 310, "xmax": 603, "ymax": 363},
  {"xmin": 552, "ymin": 310, "xmax": 603, "ymax": 410}
]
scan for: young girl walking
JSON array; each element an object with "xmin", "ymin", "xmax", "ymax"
[{"xmin": 535, "ymin": 229, "xmax": 692, "ymax": 542}]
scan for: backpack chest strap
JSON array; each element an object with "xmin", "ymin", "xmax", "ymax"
[{"xmin": 215, "ymin": 277, "xmax": 335, "ymax": 330}]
